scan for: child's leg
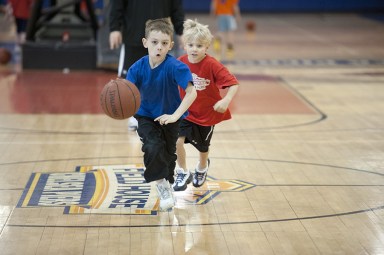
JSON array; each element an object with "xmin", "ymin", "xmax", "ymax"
[
  {"xmin": 191, "ymin": 125, "xmax": 214, "ymax": 188},
  {"xmin": 135, "ymin": 117, "xmax": 176, "ymax": 210},
  {"xmin": 174, "ymin": 136, "xmax": 193, "ymax": 191},
  {"xmin": 226, "ymin": 30, "xmax": 235, "ymax": 60},
  {"xmin": 173, "ymin": 121, "xmax": 197, "ymax": 191},
  {"xmin": 193, "ymin": 150, "xmax": 210, "ymax": 188},
  {"xmin": 197, "ymin": 151, "xmax": 209, "ymax": 170},
  {"xmin": 213, "ymin": 34, "xmax": 222, "ymax": 57},
  {"xmin": 221, "ymin": 32, "xmax": 227, "ymax": 61},
  {"xmin": 216, "ymin": 16, "xmax": 227, "ymax": 60},
  {"xmin": 136, "ymin": 116, "xmax": 177, "ymax": 183},
  {"xmin": 176, "ymin": 136, "xmax": 187, "ymax": 170},
  {"xmin": 227, "ymin": 30, "xmax": 235, "ymax": 50},
  {"xmin": 155, "ymin": 178, "xmax": 175, "ymax": 211},
  {"xmin": 162, "ymin": 122, "xmax": 180, "ymax": 184}
]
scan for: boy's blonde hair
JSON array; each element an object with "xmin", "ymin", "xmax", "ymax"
[
  {"xmin": 182, "ymin": 19, "xmax": 213, "ymax": 46},
  {"xmin": 145, "ymin": 18, "xmax": 174, "ymax": 40}
]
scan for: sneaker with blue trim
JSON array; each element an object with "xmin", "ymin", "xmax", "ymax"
[
  {"xmin": 192, "ymin": 159, "xmax": 210, "ymax": 188},
  {"xmin": 172, "ymin": 168, "xmax": 192, "ymax": 191},
  {"xmin": 128, "ymin": 116, "xmax": 138, "ymax": 131},
  {"xmin": 156, "ymin": 180, "xmax": 175, "ymax": 211}
]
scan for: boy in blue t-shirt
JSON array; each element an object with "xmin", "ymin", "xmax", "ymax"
[{"xmin": 126, "ymin": 18, "xmax": 197, "ymax": 211}]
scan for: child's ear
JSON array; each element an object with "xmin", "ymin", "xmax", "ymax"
[
  {"xmin": 142, "ymin": 38, "xmax": 148, "ymax": 48},
  {"xmin": 169, "ymin": 41, "xmax": 175, "ymax": 50}
]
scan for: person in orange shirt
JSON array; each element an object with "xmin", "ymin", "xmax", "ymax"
[{"xmin": 210, "ymin": 0, "xmax": 241, "ymax": 61}]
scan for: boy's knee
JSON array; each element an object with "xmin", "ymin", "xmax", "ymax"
[
  {"xmin": 176, "ymin": 137, "xmax": 185, "ymax": 148},
  {"xmin": 143, "ymin": 140, "xmax": 164, "ymax": 154}
]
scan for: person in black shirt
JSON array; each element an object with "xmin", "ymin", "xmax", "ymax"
[{"xmin": 109, "ymin": 0, "xmax": 185, "ymax": 78}]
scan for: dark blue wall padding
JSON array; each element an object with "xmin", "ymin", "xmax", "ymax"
[{"xmin": 182, "ymin": 0, "xmax": 384, "ymax": 13}]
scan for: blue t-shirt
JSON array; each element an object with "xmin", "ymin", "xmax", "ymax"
[{"xmin": 127, "ymin": 54, "xmax": 193, "ymax": 119}]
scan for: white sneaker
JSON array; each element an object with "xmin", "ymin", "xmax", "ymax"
[
  {"xmin": 128, "ymin": 116, "xmax": 138, "ymax": 131},
  {"xmin": 192, "ymin": 159, "xmax": 210, "ymax": 188},
  {"xmin": 172, "ymin": 168, "xmax": 192, "ymax": 191},
  {"xmin": 156, "ymin": 180, "xmax": 175, "ymax": 211}
]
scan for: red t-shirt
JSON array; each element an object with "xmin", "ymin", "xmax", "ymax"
[
  {"xmin": 9, "ymin": 0, "xmax": 33, "ymax": 19},
  {"xmin": 178, "ymin": 54, "xmax": 239, "ymax": 126}
]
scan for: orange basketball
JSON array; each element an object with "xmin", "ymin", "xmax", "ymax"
[
  {"xmin": 100, "ymin": 78, "xmax": 141, "ymax": 120},
  {"xmin": 245, "ymin": 21, "xmax": 256, "ymax": 32},
  {"xmin": 0, "ymin": 47, "xmax": 12, "ymax": 65}
]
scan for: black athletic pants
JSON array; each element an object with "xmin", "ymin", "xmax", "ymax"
[{"xmin": 135, "ymin": 115, "xmax": 179, "ymax": 183}]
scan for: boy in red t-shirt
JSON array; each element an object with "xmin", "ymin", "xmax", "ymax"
[{"xmin": 173, "ymin": 19, "xmax": 239, "ymax": 191}]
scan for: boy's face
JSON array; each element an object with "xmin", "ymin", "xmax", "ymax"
[
  {"xmin": 142, "ymin": 31, "xmax": 174, "ymax": 64},
  {"xmin": 184, "ymin": 39, "xmax": 209, "ymax": 63}
]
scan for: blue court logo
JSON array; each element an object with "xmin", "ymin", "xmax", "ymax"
[{"xmin": 17, "ymin": 164, "xmax": 256, "ymax": 215}]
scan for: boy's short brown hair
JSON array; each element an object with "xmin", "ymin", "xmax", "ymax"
[{"xmin": 145, "ymin": 18, "xmax": 174, "ymax": 40}]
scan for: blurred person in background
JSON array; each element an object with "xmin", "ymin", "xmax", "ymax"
[
  {"xmin": 210, "ymin": 0, "xmax": 241, "ymax": 61},
  {"xmin": 6, "ymin": 0, "xmax": 34, "ymax": 50}
]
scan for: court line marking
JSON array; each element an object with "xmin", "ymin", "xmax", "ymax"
[{"xmin": 5, "ymin": 205, "xmax": 384, "ymax": 228}]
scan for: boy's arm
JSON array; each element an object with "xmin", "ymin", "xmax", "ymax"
[
  {"xmin": 109, "ymin": 0, "xmax": 124, "ymax": 49},
  {"xmin": 210, "ymin": 0, "xmax": 216, "ymax": 17},
  {"xmin": 213, "ymin": 84, "xmax": 239, "ymax": 113},
  {"xmin": 155, "ymin": 83, "xmax": 197, "ymax": 125},
  {"xmin": 170, "ymin": 0, "xmax": 185, "ymax": 36}
]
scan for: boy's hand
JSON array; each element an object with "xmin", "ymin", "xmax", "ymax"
[
  {"xmin": 109, "ymin": 31, "xmax": 122, "ymax": 50},
  {"xmin": 213, "ymin": 98, "xmax": 230, "ymax": 113},
  {"xmin": 155, "ymin": 114, "xmax": 178, "ymax": 125}
]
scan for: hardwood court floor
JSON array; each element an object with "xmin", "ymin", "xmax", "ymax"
[{"xmin": 0, "ymin": 13, "xmax": 384, "ymax": 254}]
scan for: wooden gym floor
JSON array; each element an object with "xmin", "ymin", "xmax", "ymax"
[{"xmin": 0, "ymin": 13, "xmax": 384, "ymax": 254}]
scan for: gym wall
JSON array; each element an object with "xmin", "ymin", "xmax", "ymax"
[{"xmin": 182, "ymin": 0, "xmax": 384, "ymax": 13}]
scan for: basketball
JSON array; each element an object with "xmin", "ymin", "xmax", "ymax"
[
  {"xmin": 100, "ymin": 78, "xmax": 141, "ymax": 120},
  {"xmin": 0, "ymin": 48, "xmax": 12, "ymax": 65},
  {"xmin": 245, "ymin": 21, "xmax": 256, "ymax": 32}
]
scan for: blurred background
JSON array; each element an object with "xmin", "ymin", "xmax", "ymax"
[{"xmin": 1, "ymin": 0, "xmax": 384, "ymax": 72}]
